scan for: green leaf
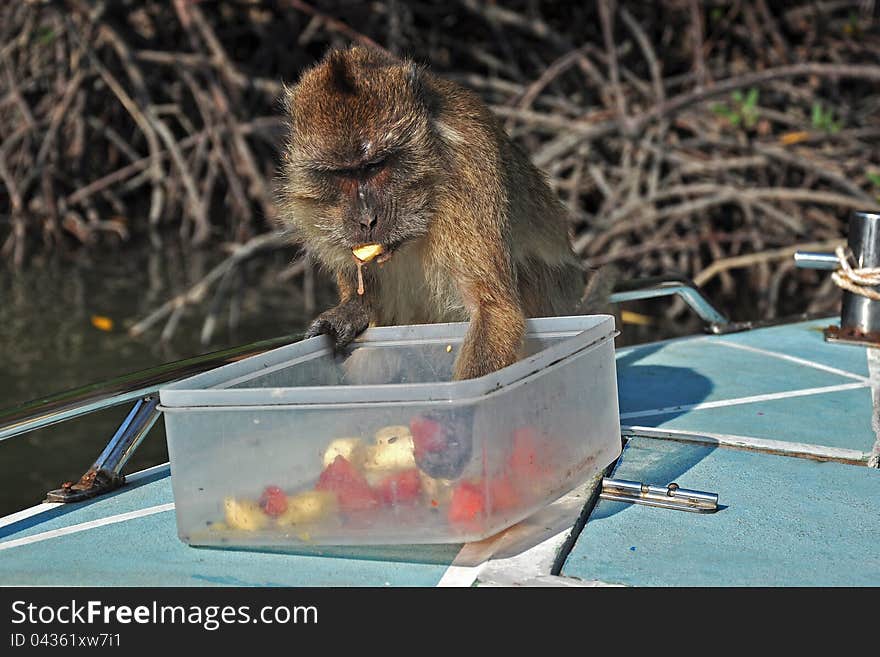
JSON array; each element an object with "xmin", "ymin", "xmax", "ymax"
[
  {"xmin": 811, "ymin": 102, "xmax": 823, "ymax": 128},
  {"xmin": 744, "ymin": 88, "xmax": 759, "ymax": 110},
  {"xmin": 867, "ymin": 172, "xmax": 880, "ymax": 188}
]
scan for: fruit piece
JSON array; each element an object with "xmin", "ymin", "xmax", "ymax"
[
  {"xmin": 375, "ymin": 468, "xmax": 422, "ymax": 505},
  {"xmin": 374, "ymin": 425, "xmax": 411, "ymax": 446},
  {"xmin": 322, "ymin": 437, "xmax": 366, "ymax": 468},
  {"xmin": 362, "ymin": 435, "xmax": 416, "ymax": 472},
  {"xmin": 418, "ymin": 472, "xmax": 454, "ymax": 507},
  {"xmin": 489, "ymin": 474, "xmax": 520, "ymax": 513},
  {"xmin": 223, "ymin": 497, "xmax": 269, "ymax": 531},
  {"xmin": 447, "ymin": 481, "xmax": 486, "ymax": 529},
  {"xmin": 409, "ymin": 415, "xmax": 446, "ymax": 458},
  {"xmin": 410, "ymin": 411, "xmax": 474, "ymax": 480},
  {"xmin": 352, "ymin": 243, "xmax": 384, "ymax": 262},
  {"xmin": 276, "ymin": 491, "xmax": 338, "ymax": 526},
  {"xmin": 258, "ymin": 485, "xmax": 288, "ymax": 517},
  {"xmin": 315, "ymin": 455, "xmax": 379, "ymax": 514}
]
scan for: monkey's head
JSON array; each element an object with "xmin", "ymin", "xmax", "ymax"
[{"xmin": 278, "ymin": 47, "xmax": 444, "ymax": 269}]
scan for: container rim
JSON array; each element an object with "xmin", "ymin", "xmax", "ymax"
[{"xmin": 159, "ymin": 314, "xmax": 616, "ymax": 408}]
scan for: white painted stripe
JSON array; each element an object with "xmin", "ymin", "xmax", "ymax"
[
  {"xmin": 0, "ymin": 463, "xmax": 171, "ymax": 531},
  {"xmin": 619, "ymin": 381, "xmax": 868, "ymax": 419},
  {"xmin": 714, "ymin": 340, "xmax": 869, "ymax": 382},
  {"xmin": 125, "ymin": 462, "xmax": 170, "ymax": 484},
  {"xmin": 436, "ymin": 561, "xmax": 487, "ymax": 587},
  {"xmin": 437, "ymin": 476, "xmax": 604, "ymax": 587},
  {"xmin": 621, "ymin": 425, "xmax": 868, "ymax": 463},
  {"xmin": 0, "ymin": 503, "xmax": 175, "ymax": 552},
  {"xmin": 0, "ymin": 503, "xmax": 63, "ymax": 530}
]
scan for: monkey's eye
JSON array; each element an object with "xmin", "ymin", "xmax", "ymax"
[
  {"xmin": 362, "ymin": 158, "xmax": 386, "ymax": 175},
  {"xmin": 320, "ymin": 157, "xmax": 387, "ymax": 180}
]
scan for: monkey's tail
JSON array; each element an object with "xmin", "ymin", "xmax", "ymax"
[{"xmin": 575, "ymin": 264, "xmax": 621, "ymax": 315}]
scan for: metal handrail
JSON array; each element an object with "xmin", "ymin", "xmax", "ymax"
[
  {"xmin": 609, "ymin": 274, "xmax": 729, "ymax": 327},
  {"xmin": 1, "ymin": 273, "xmax": 728, "ymax": 503},
  {"xmin": 2, "ymin": 332, "xmax": 303, "ymax": 503},
  {"xmin": 0, "ymin": 332, "xmax": 304, "ymax": 442}
]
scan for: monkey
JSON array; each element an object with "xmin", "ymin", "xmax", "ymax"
[{"xmin": 277, "ymin": 46, "xmax": 596, "ymax": 382}]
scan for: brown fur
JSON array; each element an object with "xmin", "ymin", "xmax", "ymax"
[{"xmin": 277, "ymin": 46, "xmax": 585, "ymax": 380}]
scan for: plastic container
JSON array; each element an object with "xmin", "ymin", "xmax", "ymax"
[{"xmin": 160, "ymin": 314, "xmax": 621, "ymax": 547}]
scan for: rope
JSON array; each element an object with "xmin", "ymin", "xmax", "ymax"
[{"xmin": 831, "ymin": 246, "xmax": 880, "ymax": 301}]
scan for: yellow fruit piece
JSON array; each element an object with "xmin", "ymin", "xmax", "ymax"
[
  {"xmin": 208, "ymin": 522, "xmax": 229, "ymax": 532},
  {"xmin": 276, "ymin": 491, "xmax": 338, "ymax": 526},
  {"xmin": 223, "ymin": 497, "xmax": 268, "ymax": 531},
  {"xmin": 373, "ymin": 425, "xmax": 412, "ymax": 446},
  {"xmin": 363, "ymin": 433, "xmax": 416, "ymax": 471},
  {"xmin": 352, "ymin": 243, "xmax": 384, "ymax": 262},
  {"xmin": 419, "ymin": 472, "xmax": 454, "ymax": 507},
  {"xmin": 322, "ymin": 437, "xmax": 366, "ymax": 468}
]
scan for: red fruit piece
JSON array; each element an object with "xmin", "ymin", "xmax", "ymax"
[
  {"xmin": 489, "ymin": 475, "xmax": 520, "ymax": 513},
  {"xmin": 258, "ymin": 485, "xmax": 288, "ymax": 517},
  {"xmin": 448, "ymin": 481, "xmax": 486, "ymax": 529},
  {"xmin": 315, "ymin": 455, "xmax": 378, "ymax": 513},
  {"xmin": 375, "ymin": 468, "xmax": 422, "ymax": 505},
  {"xmin": 410, "ymin": 415, "xmax": 446, "ymax": 459}
]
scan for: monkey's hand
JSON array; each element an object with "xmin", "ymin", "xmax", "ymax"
[{"xmin": 305, "ymin": 299, "xmax": 370, "ymax": 351}]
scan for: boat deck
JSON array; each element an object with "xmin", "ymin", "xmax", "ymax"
[{"xmin": 1, "ymin": 318, "xmax": 877, "ymax": 586}]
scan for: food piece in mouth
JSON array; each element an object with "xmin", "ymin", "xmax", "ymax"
[
  {"xmin": 352, "ymin": 243, "xmax": 384, "ymax": 296},
  {"xmin": 352, "ymin": 243, "xmax": 384, "ymax": 262}
]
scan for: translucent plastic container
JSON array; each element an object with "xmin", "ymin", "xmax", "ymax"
[{"xmin": 160, "ymin": 314, "xmax": 621, "ymax": 547}]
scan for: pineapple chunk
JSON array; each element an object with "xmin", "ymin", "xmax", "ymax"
[
  {"xmin": 374, "ymin": 425, "xmax": 412, "ymax": 446},
  {"xmin": 276, "ymin": 491, "xmax": 338, "ymax": 526},
  {"xmin": 362, "ymin": 430, "xmax": 416, "ymax": 472},
  {"xmin": 223, "ymin": 497, "xmax": 268, "ymax": 531},
  {"xmin": 352, "ymin": 243, "xmax": 384, "ymax": 263}
]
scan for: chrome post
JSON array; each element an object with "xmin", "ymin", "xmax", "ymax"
[
  {"xmin": 795, "ymin": 210, "xmax": 880, "ymax": 346},
  {"xmin": 838, "ymin": 211, "xmax": 880, "ymax": 337}
]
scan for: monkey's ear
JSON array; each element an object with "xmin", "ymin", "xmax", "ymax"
[{"xmin": 325, "ymin": 49, "xmax": 358, "ymax": 96}]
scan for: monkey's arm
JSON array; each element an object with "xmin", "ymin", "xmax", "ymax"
[
  {"xmin": 441, "ymin": 227, "xmax": 526, "ymax": 380},
  {"xmin": 454, "ymin": 290, "xmax": 525, "ymax": 380},
  {"xmin": 305, "ymin": 270, "xmax": 372, "ymax": 348}
]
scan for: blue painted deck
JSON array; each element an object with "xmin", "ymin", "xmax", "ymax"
[
  {"xmin": 1, "ymin": 317, "xmax": 877, "ymax": 586},
  {"xmin": 561, "ymin": 438, "xmax": 880, "ymax": 586}
]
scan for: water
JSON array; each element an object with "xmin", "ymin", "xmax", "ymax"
[{"xmin": 0, "ymin": 240, "xmax": 330, "ymax": 517}]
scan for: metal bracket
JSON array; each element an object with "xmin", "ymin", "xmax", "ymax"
[
  {"xmin": 600, "ymin": 478, "xmax": 719, "ymax": 513},
  {"xmin": 45, "ymin": 395, "xmax": 161, "ymax": 503}
]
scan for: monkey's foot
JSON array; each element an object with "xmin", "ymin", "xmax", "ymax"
[{"xmin": 410, "ymin": 408, "xmax": 474, "ymax": 480}]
